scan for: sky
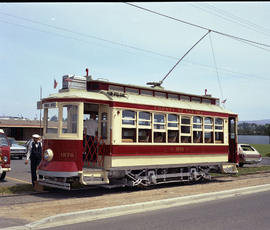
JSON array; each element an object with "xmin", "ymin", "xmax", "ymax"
[{"xmin": 0, "ymin": 2, "xmax": 270, "ymax": 121}]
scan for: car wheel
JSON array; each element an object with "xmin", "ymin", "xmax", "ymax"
[
  {"xmin": 239, "ymin": 163, "xmax": 244, "ymax": 167},
  {"xmin": 0, "ymin": 172, "xmax": 6, "ymax": 180}
]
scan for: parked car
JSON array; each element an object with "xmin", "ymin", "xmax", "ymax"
[
  {"xmin": 8, "ymin": 137, "xmax": 27, "ymax": 160},
  {"xmin": 0, "ymin": 129, "xmax": 10, "ymax": 180},
  {"xmin": 238, "ymin": 144, "xmax": 262, "ymax": 167}
]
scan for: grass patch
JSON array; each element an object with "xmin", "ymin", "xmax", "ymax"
[
  {"xmin": 0, "ymin": 184, "xmax": 35, "ymax": 195},
  {"xmin": 211, "ymin": 165, "xmax": 270, "ymax": 178},
  {"xmin": 251, "ymin": 144, "xmax": 270, "ymax": 157}
]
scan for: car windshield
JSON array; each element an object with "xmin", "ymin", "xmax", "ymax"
[
  {"xmin": 241, "ymin": 145, "xmax": 254, "ymax": 151},
  {"xmin": 8, "ymin": 138, "xmax": 17, "ymax": 146},
  {"xmin": 0, "ymin": 133, "xmax": 9, "ymax": 146}
]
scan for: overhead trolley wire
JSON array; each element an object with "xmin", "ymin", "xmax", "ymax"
[
  {"xmin": 125, "ymin": 2, "xmax": 270, "ymax": 50},
  {"xmin": 1, "ymin": 7, "xmax": 269, "ymax": 83}
]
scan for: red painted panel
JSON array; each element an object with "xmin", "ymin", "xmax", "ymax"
[
  {"xmin": 110, "ymin": 145, "xmax": 229, "ymax": 156},
  {"xmin": 0, "ymin": 145, "xmax": 10, "ymax": 169},
  {"xmin": 42, "ymin": 139, "xmax": 83, "ymax": 171},
  {"xmin": 39, "ymin": 161, "xmax": 78, "ymax": 172}
]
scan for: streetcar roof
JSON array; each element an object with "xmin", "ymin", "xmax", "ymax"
[{"xmin": 43, "ymin": 88, "xmax": 236, "ymax": 116}]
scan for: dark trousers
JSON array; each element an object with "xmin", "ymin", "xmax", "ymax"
[{"xmin": 30, "ymin": 157, "xmax": 41, "ymax": 186}]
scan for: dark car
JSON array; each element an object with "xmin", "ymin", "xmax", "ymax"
[{"xmin": 8, "ymin": 137, "xmax": 27, "ymax": 160}]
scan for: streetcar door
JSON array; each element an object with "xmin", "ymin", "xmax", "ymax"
[{"xmin": 228, "ymin": 116, "xmax": 238, "ymax": 163}]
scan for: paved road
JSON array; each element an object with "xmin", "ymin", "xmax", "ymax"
[{"xmin": 43, "ymin": 190, "xmax": 270, "ymax": 230}]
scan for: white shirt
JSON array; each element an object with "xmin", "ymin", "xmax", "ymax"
[
  {"xmin": 26, "ymin": 139, "xmax": 42, "ymax": 160},
  {"xmin": 84, "ymin": 119, "xmax": 98, "ymax": 136}
]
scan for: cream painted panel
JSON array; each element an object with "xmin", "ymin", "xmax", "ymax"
[
  {"xmin": 112, "ymin": 108, "xmax": 122, "ymax": 145},
  {"xmin": 109, "ymin": 154, "xmax": 228, "ymax": 168},
  {"xmin": 224, "ymin": 118, "xmax": 228, "ymax": 145}
]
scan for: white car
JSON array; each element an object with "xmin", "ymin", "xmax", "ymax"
[
  {"xmin": 8, "ymin": 137, "xmax": 27, "ymax": 160},
  {"xmin": 238, "ymin": 144, "xmax": 262, "ymax": 167}
]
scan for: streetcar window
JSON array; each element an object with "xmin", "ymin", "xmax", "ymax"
[
  {"xmin": 168, "ymin": 130, "xmax": 178, "ymax": 143},
  {"xmin": 193, "ymin": 116, "xmax": 202, "ymax": 129},
  {"xmin": 215, "ymin": 118, "xmax": 223, "ymax": 125},
  {"xmin": 181, "ymin": 136, "xmax": 191, "ymax": 143},
  {"xmin": 180, "ymin": 95, "xmax": 190, "ymax": 101},
  {"xmin": 154, "ymin": 132, "xmax": 166, "ymax": 143},
  {"xmin": 139, "ymin": 112, "xmax": 151, "ymax": 126},
  {"xmin": 181, "ymin": 116, "xmax": 191, "ymax": 125},
  {"xmin": 215, "ymin": 118, "xmax": 224, "ymax": 143},
  {"xmin": 215, "ymin": 132, "xmax": 224, "ymax": 143},
  {"xmin": 204, "ymin": 117, "xmax": 213, "ymax": 130},
  {"xmin": 168, "ymin": 114, "xmax": 178, "ymax": 128},
  {"xmin": 168, "ymin": 94, "xmax": 178, "ymax": 100},
  {"xmin": 126, "ymin": 87, "xmax": 139, "ymax": 94},
  {"xmin": 46, "ymin": 108, "xmax": 58, "ymax": 134},
  {"xmin": 155, "ymin": 91, "xmax": 166, "ymax": 98},
  {"xmin": 154, "ymin": 114, "xmax": 165, "ymax": 129},
  {"xmin": 122, "ymin": 110, "xmax": 136, "ymax": 125},
  {"xmin": 205, "ymin": 132, "xmax": 214, "ymax": 143},
  {"xmin": 109, "ymin": 85, "xmax": 124, "ymax": 92},
  {"xmin": 192, "ymin": 97, "xmax": 201, "ymax": 103},
  {"xmin": 181, "ymin": 126, "xmax": 190, "ymax": 133},
  {"xmin": 101, "ymin": 112, "xmax": 107, "ymax": 139},
  {"xmin": 122, "ymin": 128, "xmax": 136, "ymax": 142},
  {"xmin": 180, "ymin": 116, "xmax": 191, "ymax": 143},
  {"xmin": 168, "ymin": 114, "xmax": 179, "ymax": 143},
  {"xmin": 202, "ymin": 98, "xmax": 211, "ymax": 104},
  {"xmin": 193, "ymin": 131, "xmax": 203, "ymax": 143},
  {"xmin": 193, "ymin": 116, "xmax": 202, "ymax": 143},
  {"xmin": 141, "ymin": 90, "xmax": 153, "ymax": 96},
  {"xmin": 139, "ymin": 129, "xmax": 151, "ymax": 143},
  {"xmin": 62, "ymin": 105, "xmax": 78, "ymax": 134}
]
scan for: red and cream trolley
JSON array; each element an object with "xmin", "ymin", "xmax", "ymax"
[{"xmin": 38, "ymin": 73, "xmax": 238, "ymax": 190}]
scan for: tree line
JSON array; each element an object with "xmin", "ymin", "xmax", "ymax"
[{"xmin": 238, "ymin": 123, "xmax": 270, "ymax": 136}]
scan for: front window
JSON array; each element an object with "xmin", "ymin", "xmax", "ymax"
[
  {"xmin": 46, "ymin": 108, "xmax": 58, "ymax": 134},
  {"xmin": 0, "ymin": 134, "xmax": 9, "ymax": 147},
  {"xmin": 62, "ymin": 105, "xmax": 78, "ymax": 134}
]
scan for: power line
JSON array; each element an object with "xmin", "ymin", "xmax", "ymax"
[
  {"xmin": 203, "ymin": 3, "xmax": 270, "ymax": 35},
  {"xmin": 0, "ymin": 11, "xmax": 176, "ymax": 60},
  {"xmin": 125, "ymin": 2, "xmax": 270, "ymax": 49},
  {"xmin": 191, "ymin": 3, "xmax": 270, "ymax": 38},
  {"xmin": 1, "ymin": 10, "xmax": 269, "ymax": 82}
]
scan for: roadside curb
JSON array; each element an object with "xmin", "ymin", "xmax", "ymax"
[{"xmin": 2, "ymin": 183, "xmax": 270, "ymax": 230}]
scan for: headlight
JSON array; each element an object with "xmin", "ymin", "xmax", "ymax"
[
  {"xmin": 44, "ymin": 149, "xmax": 53, "ymax": 162},
  {"xmin": 3, "ymin": 156, "xmax": 8, "ymax": 163}
]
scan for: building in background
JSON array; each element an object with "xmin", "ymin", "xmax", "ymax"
[{"xmin": 0, "ymin": 117, "xmax": 43, "ymax": 141}]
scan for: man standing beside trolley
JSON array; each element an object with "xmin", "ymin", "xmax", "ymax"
[{"xmin": 25, "ymin": 134, "xmax": 42, "ymax": 187}]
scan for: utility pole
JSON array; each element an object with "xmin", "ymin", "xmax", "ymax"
[{"xmin": 40, "ymin": 86, "xmax": 42, "ymax": 137}]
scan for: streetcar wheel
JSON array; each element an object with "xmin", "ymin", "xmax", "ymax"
[{"xmin": 0, "ymin": 172, "xmax": 6, "ymax": 180}]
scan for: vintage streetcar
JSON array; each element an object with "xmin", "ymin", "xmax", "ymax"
[{"xmin": 38, "ymin": 72, "xmax": 238, "ymax": 190}]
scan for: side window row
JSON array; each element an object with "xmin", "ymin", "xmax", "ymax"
[{"xmin": 121, "ymin": 110, "xmax": 224, "ymax": 144}]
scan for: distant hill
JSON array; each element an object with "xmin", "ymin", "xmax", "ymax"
[{"xmin": 239, "ymin": 119, "xmax": 270, "ymax": 125}]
